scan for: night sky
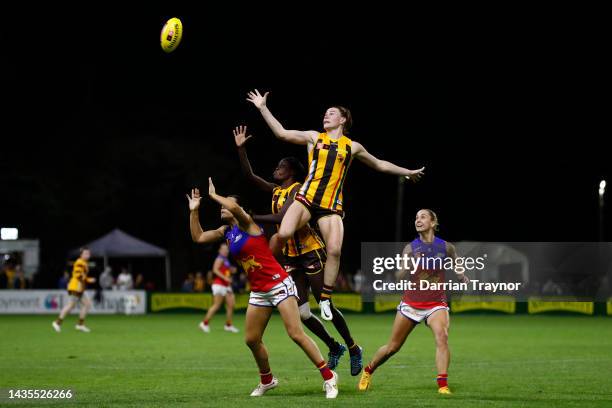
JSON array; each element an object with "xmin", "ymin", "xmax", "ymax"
[{"xmin": 1, "ymin": 6, "xmax": 609, "ymax": 288}]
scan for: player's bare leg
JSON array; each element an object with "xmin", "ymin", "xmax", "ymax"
[
  {"xmin": 269, "ymin": 201, "xmax": 311, "ymax": 257},
  {"xmin": 76, "ymin": 297, "xmax": 92, "ymax": 332},
  {"xmin": 276, "ymin": 297, "xmax": 338, "ymax": 398},
  {"xmin": 308, "ymin": 269, "xmax": 362, "ymax": 375},
  {"xmin": 427, "ymin": 309, "xmax": 452, "ymax": 394},
  {"xmin": 52, "ymin": 300, "xmax": 76, "ymax": 332},
  {"xmin": 244, "ymin": 304, "xmax": 277, "ymax": 396},
  {"xmin": 359, "ymin": 312, "xmax": 417, "ymax": 390},
  {"xmin": 200, "ymin": 295, "xmax": 224, "ymax": 333},
  {"xmin": 316, "ymin": 214, "xmax": 344, "ymax": 321},
  {"xmin": 223, "ymin": 292, "xmax": 239, "ymax": 333}
]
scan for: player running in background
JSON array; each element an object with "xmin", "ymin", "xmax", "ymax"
[
  {"xmin": 247, "ymin": 89, "xmax": 425, "ymax": 322},
  {"xmin": 187, "ymin": 179, "xmax": 339, "ymax": 398},
  {"xmin": 199, "ymin": 243, "xmax": 239, "ymax": 333},
  {"xmin": 233, "ymin": 125, "xmax": 363, "ymax": 375},
  {"xmin": 52, "ymin": 247, "xmax": 96, "ymax": 333},
  {"xmin": 358, "ymin": 209, "xmax": 469, "ymax": 394}
]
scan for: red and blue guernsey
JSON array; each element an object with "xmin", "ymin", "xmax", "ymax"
[
  {"xmin": 402, "ymin": 236, "xmax": 448, "ymax": 309},
  {"xmin": 212, "ymin": 255, "xmax": 232, "ymax": 287},
  {"xmin": 225, "ymin": 224, "xmax": 288, "ymax": 292}
]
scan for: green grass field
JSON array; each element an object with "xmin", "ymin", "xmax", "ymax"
[{"xmin": 0, "ymin": 313, "xmax": 611, "ymax": 407}]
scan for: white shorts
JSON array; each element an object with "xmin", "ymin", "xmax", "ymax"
[
  {"xmin": 249, "ymin": 276, "xmax": 298, "ymax": 308},
  {"xmin": 212, "ymin": 284, "xmax": 233, "ymax": 297},
  {"xmin": 397, "ymin": 301, "xmax": 449, "ymax": 325}
]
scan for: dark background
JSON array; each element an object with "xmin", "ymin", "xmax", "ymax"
[{"xmin": 1, "ymin": 5, "xmax": 609, "ymax": 288}]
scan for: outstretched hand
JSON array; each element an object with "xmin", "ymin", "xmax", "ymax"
[
  {"xmin": 186, "ymin": 188, "xmax": 202, "ymax": 211},
  {"xmin": 405, "ymin": 167, "xmax": 425, "ymax": 182},
  {"xmin": 233, "ymin": 125, "xmax": 253, "ymax": 147},
  {"xmin": 208, "ymin": 177, "xmax": 216, "ymax": 197},
  {"xmin": 246, "ymin": 89, "xmax": 269, "ymax": 109}
]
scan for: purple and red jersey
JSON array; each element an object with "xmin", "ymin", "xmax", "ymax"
[
  {"xmin": 212, "ymin": 255, "xmax": 232, "ymax": 287},
  {"xmin": 225, "ymin": 224, "xmax": 288, "ymax": 292},
  {"xmin": 402, "ymin": 236, "xmax": 448, "ymax": 309}
]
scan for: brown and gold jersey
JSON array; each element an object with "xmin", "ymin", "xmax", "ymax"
[
  {"xmin": 67, "ymin": 258, "xmax": 91, "ymax": 293},
  {"xmin": 298, "ymin": 133, "xmax": 352, "ymax": 212},
  {"xmin": 272, "ymin": 182, "xmax": 324, "ymax": 257}
]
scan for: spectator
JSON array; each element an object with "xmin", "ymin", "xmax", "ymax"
[
  {"xmin": 542, "ymin": 278, "xmax": 563, "ymax": 296},
  {"xmin": 194, "ymin": 272, "xmax": 205, "ymax": 293},
  {"xmin": 353, "ymin": 268, "xmax": 365, "ymax": 293},
  {"xmin": 99, "ymin": 266, "xmax": 114, "ymax": 290},
  {"xmin": 116, "ymin": 268, "xmax": 133, "ymax": 291},
  {"xmin": 232, "ymin": 270, "xmax": 248, "ymax": 294},
  {"xmin": 58, "ymin": 270, "xmax": 70, "ymax": 289},
  {"xmin": 4, "ymin": 263, "xmax": 16, "ymax": 289},
  {"xmin": 134, "ymin": 273, "xmax": 145, "ymax": 289},
  {"xmin": 144, "ymin": 280, "xmax": 156, "ymax": 291},
  {"xmin": 14, "ymin": 265, "xmax": 27, "ymax": 289},
  {"xmin": 182, "ymin": 273, "xmax": 195, "ymax": 292}
]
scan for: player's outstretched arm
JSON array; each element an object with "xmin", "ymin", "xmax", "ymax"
[
  {"xmin": 233, "ymin": 125, "xmax": 276, "ymax": 193},
  {"xmin": 246, "ymin": 89, "xmax": 318, "ymax": 146},
  {"xmin": 353, "ymin": 141, "xmax": 425, "ymax": 182},
  {"xmin": 207, "ymin": 178, "xmax": 260, "ymax": 235},
  {"xmin": 446, "ymin": 242, "xmax": 470, "ymax": 283},
  {"xmin": 253, "ymin": 184, "xmax": 300, "ymax": 225},
  {"xmin": 187, "ymin": 188, "xmax": 227, "ymax": 244}
]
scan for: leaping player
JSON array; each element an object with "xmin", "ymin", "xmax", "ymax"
[
  {"xmin": 233, "ymin": 125, "xmax": 363, "ymax": 375},
  {"xmin": 358, "ymin": 209, "xmax": 469, "ymax": 395},
  {"xmin": 247, "ymin": 89, "xmax": 425, "ymax": 323},
  {"xmin": 187, "ymin": 180, "xmax": 339, "ymax": 398}
]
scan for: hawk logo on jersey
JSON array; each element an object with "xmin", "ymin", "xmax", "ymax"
[{"xmin": 238, "ymin": 255, "xmax": 262, "ymax": 275}]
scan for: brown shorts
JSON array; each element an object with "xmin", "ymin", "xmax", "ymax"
[
  {"xmin": 284, "ymin": 248, "xmax": 327, "ymax": 275},
  {"xmin": 68, "ymin": 290, "xmax": 84, "ymax": 302},
  {"xmin": 295, "ymin": 194, "xmax": 344, "ymax": 224}
]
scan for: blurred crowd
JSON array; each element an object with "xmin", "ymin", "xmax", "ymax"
[{"xmin": 0, "ymin": 260, "xmax": 32, "ymax": 289}]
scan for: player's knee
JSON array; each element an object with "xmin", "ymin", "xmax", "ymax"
[
  {"xmin": 245, "ymin": 335, "xmax": 262, "ymax": 349},
  {"xmin": 387, "ymin": 341, "xmax": 402, "ymax": 355},
  {"xmin": 287, "ymin": 327, "xmax": 305, "ymax": 344},
  {"xmin": 298, "ymin": 303, "xmax": 312, "ymax": 321},
  {"xmin": 434, "ymin": 329, "xmax": 449, "ymax": 347},
  {"xmin": 276, "ymin": 228, "xmax": 292, "ymax": 242},
  {"xmin": 326, "ymin": 243, "xmax": 342, "ymax": 259}
]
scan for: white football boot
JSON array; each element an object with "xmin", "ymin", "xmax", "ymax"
[
  {"xmin": 320, "ymin": 299, "xmax": 333, "ymax": 321},
  {"xmin": 323, "ymin": 370, "xmax": 339, "ymax": 399},
  {"xmin": 250, "ymin": 377, "xmax": 279, "ymax": 396}
]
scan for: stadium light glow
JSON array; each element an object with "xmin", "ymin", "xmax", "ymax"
[
  {"xmin": 600, "ymin": 180, "xmax": 607, "ymax": 197},
  {"xmin": 1, "ymin": 228, "xmax": 19, "ymax": 240}
]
